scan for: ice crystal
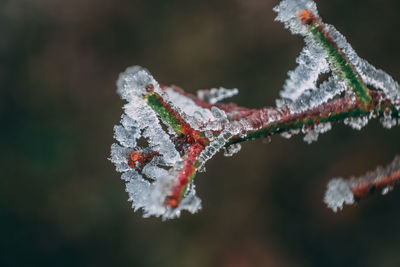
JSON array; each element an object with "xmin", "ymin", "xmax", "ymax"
[
  {"xmin": 380, "ymin": 110, "xmax": 397, "ymax": 129},
  {"xmin": 325, "ymin": 24, "xmax": 400, "ymax": 107},
  {"xmin": 223, "ymin": 143, "xmax": 242, "ymax": 157},
  {"xmin": 280, "ymin": 129, "xmax": 300, "ymax": 139},
  {"xmin": 344, "ymin": 116, "xmax": 369, "ymax": 130},
  {"xmin": 197, "ymin": 87, "xmax": 239, "ymax": 105},
  {"xmin": 280, "ymin": 44, "xmax": 329, "ymax": 100},
  {"xmin": 110, "ymin": 66, "xmax": 246, "ymax": 219},
  {"xmin": 302, "ymin": 122, "xmax": 331, "ymax": 144},
  {"xmin": 274, "ymin": 0, "xmax": 319, "ymax": 36},
  {"xmin": 274, "ymin": 5, "xmax": 347, "ymax": 115},
  {"xmin": 381, "ymin": 186, "xmax": 393, "ymax": 196},
  {"xmin": 111, "ymin": 66, "xmax": 203, "ymax": 219},
  {"xmin": 324, "ymin": 178, "xmax": 354, "ymax": 212}
]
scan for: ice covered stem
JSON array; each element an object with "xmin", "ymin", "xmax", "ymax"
[
  {"xmin": 324, "ymin": 156, "xmax": 400, "ymax": 212},
  {"xmin": 298, "ymin": 9, "xmax": 371, "ymax": 104},
  {"xmin": 111, "ymin": 0, "xmax": 400, "ymax": 219},
  {"xmin": 227, "ymin": 87, "xmax": 398, "ymax": 146},
  {"xmin": 142, "ymin": 85, "xmax": 209, "ymax": 208},
  {"xmin": 228, "ymin": 0, "xmax": 400, "ymax": 144}
]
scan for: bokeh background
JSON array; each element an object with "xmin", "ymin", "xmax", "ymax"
[{"xmin": 2, "ymin": 0, "xmax": 400, "ymax": 266}]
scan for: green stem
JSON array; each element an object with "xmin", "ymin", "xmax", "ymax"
[
  {"xmin": 146, "ymin": 93, "xmax": 184, "ymax": 134},
  {"xmin": 310, "ymin": 23, "xmax": 372, "ymax": 104}
]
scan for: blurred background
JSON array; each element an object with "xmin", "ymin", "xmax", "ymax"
[{"xmin": 1, "ymin": 0, "xmax": 400, "ymax": 266}]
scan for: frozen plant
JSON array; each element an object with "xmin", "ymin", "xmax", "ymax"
[{"xmin": 110, "ymin": 0, "xmax": 400, "ymax": 219}]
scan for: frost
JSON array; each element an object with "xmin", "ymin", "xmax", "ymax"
[
  {"xmin": 164, "ymin": 86, "xmax": 215, "ymax": 122},
  {"xmin": 274, "ymin": 0, "xmax": 319, "ymax": 36},
  {"xmin": 344, "ymin": 116, "xmax": 369, "ymax": 130},
  {"xmin": 110, "ymin": 0, "xmax": 400, "ymax": 219},
  {"xmin": 116, "ymin": 65, "xmax": 156, "ymax": 101},
  {"xmin": 324, "ymin": 178, "xmax": 355, "ymax": 212},
  {"xmin": 280, "ymin": 44, "xmax": 329, "ymax": 101},
  {"xmin": 283, "ymin": 77, "xmax": 347, "ymax": 114},
  {"xmin": 275, "ymin": 0, "xmax": 399, "ymax": 118},
  {"xmin": 110, "ymin": 66, "xmax": 203, "ymax": 219},
  {"xmin": 110, "ymin": 66, "xmax": 242, "ymax": 219},
  {"xmin": 197, "ymin": 87, "xmax": 239, "ymax": 104},
  {"xmin": 380, "ymin": 110, "xmax": 397, "ymax": 129},
  {"xmin": 303, "ymin": 122, "xmax": 331, "ymax": 144},
  {"xmin": 280, "ymin": 132, "xmax": 292, "ymax": 139},
  {"xmin": 198, "ymin": 130, "xmax": 234, "ymax": 165},
  {"xmin": 275, "ymin": 25, "xmax": 346, "ymax": 114},
  {"xmin": 162, "ymin": 86, "xmax": 233, "ymax": 132},
  {"xmin": 303, "ymin": 129, "xmax": 318, "ymax": 144},
  {"xmin": 381, "ymin": 186, "xmax": 393, "ymax": 195},
  {"xmin": 281, "ymin": 129, "xmax": 300, "ymax": 139},
  {"xmin": 110, "ymin": 144, "xmax": 132, "ymax": 173},
  {"xmin": 325, "ymin": 24, "xmax": 400, "ymax": 107},
  {"xmin": 126, "ymin": 177, "xmax": 152, "ymax": 212},
  {"xmin": 223, "ymin": 143, "xmax": 242, "ymax": 157},
  {"xmin": 280, "ymin": 129, "xmax": 300, "ymax": 139},
  {"xmin": 324, "ymin": 156, "xmax": 400, "ymax": 211}
]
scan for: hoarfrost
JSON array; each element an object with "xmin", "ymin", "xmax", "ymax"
[
  {"xmin": 275, "ymin": 0, "xmax": 400, "ymax": 117},
  {"xmin": 381, "ymin": 186, "xmax": 393, "ymax": 196},
  {"xmin": 110, "ymin": 0, "xmax": 400, "ymax": 219},
  {"xmin": 162, "ymin": 86, "xmax": 229, "ymax": 132},
  {"xmin": 284, "ymin": 77, "xmax": 347, "ymax": 114},
  {"xmin": 303, "ymin": 122, "xmax": 331, "ymax": 144},
  {"xmin": 324, "ymin": 156, "xmax": 400, "ymax": 211},
  {"xmin": 164, "ymin": 86, "xmax": 215, "ymax": 123},
  {"xmin": 274, "ymin": 20, "xmax": 346, "ymax": 114},
  {"xmin": 274, "ymin": 0, "xmax": 319, "ymax": 36},
  {"xmin": 380, "ymin": 110, "xmax": 397, "ymax": 129},
  {"xmin": 303, "ymin": 130, "xmax": 318, "ymax": 144},
  {"xmin": 280, "ymin": 132, "xmax": 292, "ymax": 139},
  {"xmin": 344, "ymin": 116, "xmax": 369, "ymax": 130},
  {"xmin": 325, "ymin": 24, "xmax": 400, "ymax": 107},
  {"xmin": 110, "ymin": 66, "xmax": 242, "ymax": 219},
  {"xmin": 223, "ymin": 143, "xmax": 242, "ymax": 157},
  {"xmin": 198, "ymin": 130, "xmax": 234, "ymax": 165},
  {"xmin": 110, "ymin": 66, "xmax": 204, "ymax": 219},
  {"xmin": 280, "ymin": 44, "xmax": 329, "ymax": 101},
  {"xmin": 197, "ymin": 87, "xmax": 239, "ymax": 104},
  {"xmin": 324, "ymin": 178, "xmax": 355, "ymax": 212},
  {"xmin": 280, "ymin": 129, "xmax": 300, "ymax": 139}
]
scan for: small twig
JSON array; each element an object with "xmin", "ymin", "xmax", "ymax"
[{"xmin": 325, "ymin": 156, "xmax": 400, "ymax": 212}]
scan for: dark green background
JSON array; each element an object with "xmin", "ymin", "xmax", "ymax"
[{"xmin": 2, "ymin": 0, "xmax": 400, "ymax": 266}]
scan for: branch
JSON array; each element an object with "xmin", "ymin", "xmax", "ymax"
[
  {"xmin": 110, "ymin": 0, "xmax": 400, "ymax": 219},
  {"xmin": 325, "ymin": 156, "xmax": 400, "ymax": 212},
  {"xmin": 167, "ymin": 86, "xmax": 399, "ymax": 146}
]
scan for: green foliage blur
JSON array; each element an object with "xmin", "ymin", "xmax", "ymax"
[{"xmin": 1, "ymin": 0, "xmax": 400, "ymax": 266}]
